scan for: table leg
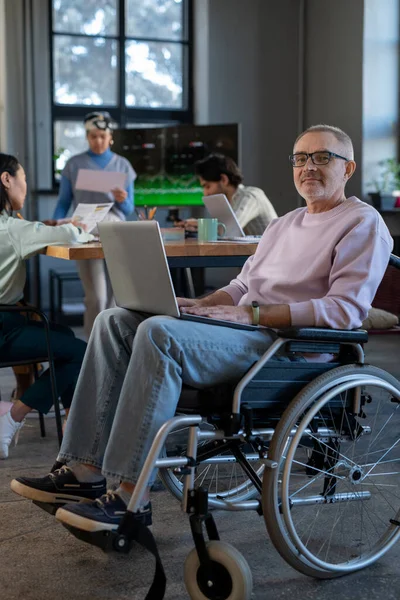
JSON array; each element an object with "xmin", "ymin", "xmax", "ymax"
[{"xmin": 184, "ymin": 268, "xmax": 196, "ymax": 298}]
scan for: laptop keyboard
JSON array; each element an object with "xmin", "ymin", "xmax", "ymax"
[{"xmin": 220, "ymin": 236, "xmax": 261, "ymax": 243}]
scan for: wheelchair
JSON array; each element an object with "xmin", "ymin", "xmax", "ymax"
[{"xmin": 57, "ymin": 255, "xmax": 400, "ymax": 599}]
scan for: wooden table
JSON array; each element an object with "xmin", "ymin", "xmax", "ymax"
[
  {"xmin": 45, "ymin": 239, "xmax": 258, "ymax": 306},
  {"xmin": 45, "ymin": 239, "xmax": 258, "ymax": 268}
]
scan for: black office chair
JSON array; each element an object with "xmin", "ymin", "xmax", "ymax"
[{"xmin": 0, "ymin": 304, "xmax": 63, "ymax": 445}]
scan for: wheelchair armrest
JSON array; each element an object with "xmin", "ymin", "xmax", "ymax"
[
  {"xmin": 276, "ymin": 327, "xmax": 368, "ymax": 344},
  {"xmin": 177, "ymin": 385, "xmax": 203, "ymax": 412},
  {"xmin": 389, "ymin": 253, "xmax": 400, "ymax": 270}
]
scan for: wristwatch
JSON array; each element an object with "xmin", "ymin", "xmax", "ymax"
[{"xmin": 251, "ymin": 301, "xmax": 260, "ymax": 326}]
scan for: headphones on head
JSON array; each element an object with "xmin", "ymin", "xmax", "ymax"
[{"xmin": 84, "ymin": 111, "xmax": 117, "ymax": 132}]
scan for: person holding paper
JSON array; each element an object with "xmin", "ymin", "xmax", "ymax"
[
  {"xmin": 51, "ymin": 111, "xmax": 137, "ymax": 337},
  {"xmin": 0, "ymin": 153, "xmax": 95, "ymax": 459}
]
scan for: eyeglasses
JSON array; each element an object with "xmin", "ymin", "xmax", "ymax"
[{"xmin": 289, "ymin": 151, "xmax": 350, "ymax": 167}]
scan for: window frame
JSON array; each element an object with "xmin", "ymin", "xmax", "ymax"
[{"xmin": 49, "ymin": 0, "xmax": 193, "ymax": 184}]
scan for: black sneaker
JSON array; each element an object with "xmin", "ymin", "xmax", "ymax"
[
  {"xmin": 55, "ymin": 491, "xmax": 152, "ymax": 532},
  {"xmin": 10, "ymin": 466, "xmax": 107, "ymax": 505}
]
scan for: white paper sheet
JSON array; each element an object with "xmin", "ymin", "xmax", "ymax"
[
  {"xmin": 75, "ymin": 169, "xmax": 127, "ymax": 193},
  {"xmin": 71, "ymin": 203, "xmax": 114, "ymax": 234}
]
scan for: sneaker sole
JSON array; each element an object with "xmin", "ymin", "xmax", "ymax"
[
  {"xmin": 10, "ymin": 480, "xmax": 97, "ymax": 505},
  {"xmin": 56, "ymin": 507, "xmax": 153, "ymax": 533},
  {"xmin": 55, "ymin": 507, "xmax": 120, "ymax": 532}
]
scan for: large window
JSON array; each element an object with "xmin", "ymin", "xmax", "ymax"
[{"xmin": 51, "ymin": 0, "xmax": 192, "ymax": 175}]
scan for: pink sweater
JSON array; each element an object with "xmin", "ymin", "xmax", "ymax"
[{"xmin": 221, "ymin": 197, "xmax": 393, "ymax": 329}]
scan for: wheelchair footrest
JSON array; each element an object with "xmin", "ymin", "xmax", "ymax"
[
  {"xmin": 32, "ymin": 500, "xmax": 61, "ymax": 516},
  {"xmin": 61, "ymin": 522, "xmax": 117, "ymax": 552},
  {"xmin": 61, "ymin": 515, "xmax": 167, "ymax": 600}
]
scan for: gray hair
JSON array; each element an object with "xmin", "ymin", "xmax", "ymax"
[{"xmin": 294, "ymin": 124, "xmax": 354, "ymax": 160}]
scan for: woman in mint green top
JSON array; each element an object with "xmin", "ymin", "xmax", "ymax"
[{"xmin": 0, "ymin": 153, "xmax": 94, "ymax": 460}]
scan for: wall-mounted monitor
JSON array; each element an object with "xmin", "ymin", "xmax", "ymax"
[{"xmin": 112, "ymin": 124, "xmax": 239, "ymax": 207}]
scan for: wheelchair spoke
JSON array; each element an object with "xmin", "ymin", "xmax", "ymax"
[
  {"xmin": 160, "ymin": 420, "xmax": 265, "ymax": 507},
  {"xmin": 264, "ymin": 366, "xmax": 400, "ymax": 575},
  {"xmin": 304, "ymin": 432, "xmax": 358, "ymax": 467},
  {"xmin": 358, "ymin": 448, "xmax": 400, "ymax": 462},
  {"xmin": 366, "ymin": 471, "xmax": 400, "ymax": 477},
  {"xmin": 366, "ymin": 399, "xmax": 397, "ymax": 452},
  {"xmin": 359, "ymin": 473, "xmax": 400, "ymax": 512},
  {"xmin": 288, "ymin": 469, "xmax": 327, "ymax": 497},
  {"xmin": 291, "ymin": 459, "xmax": 346, "ymax": 483},
  {"xmin": 364, "ymin": 438, "xmax": 400, "ymax": 478},
  {"xmin": 196, "ymin": 463, "xmax": 212, "ymax": 488}
]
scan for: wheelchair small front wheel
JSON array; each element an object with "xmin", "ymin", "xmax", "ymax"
[{"xmin": 184, "ymin": 541, "xmax": 253, "ymax": 600}]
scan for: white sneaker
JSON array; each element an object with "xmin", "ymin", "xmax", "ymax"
[{"xmin": 0, "ymin": 409, "xmax": 25, "ymax": 459}]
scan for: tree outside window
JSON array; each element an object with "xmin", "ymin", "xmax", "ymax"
[{"xmin": 51, "ymin": 0, "xmax": 192, "ymax": 181}]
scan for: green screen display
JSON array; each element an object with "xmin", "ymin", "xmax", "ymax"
[{"xmin": 112, "ymin": 124, "xmax": 239, "ymax": 208}]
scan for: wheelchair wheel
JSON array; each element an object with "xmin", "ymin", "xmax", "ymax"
[
  {"xmin": 184, "ymin": 540, "xmax": 253, "ymax": 600},
  {"xmin": 159, "ymin": 419, "xmax": 264, "ymax": 508},
  {"xmin": 263, "ymin": 364, "xmax": 400, "ymax": 578}
]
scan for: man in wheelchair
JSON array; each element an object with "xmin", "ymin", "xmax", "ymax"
[{"xmin": 11, "ymin": 125, "xmax": 393, "ymax": 543}]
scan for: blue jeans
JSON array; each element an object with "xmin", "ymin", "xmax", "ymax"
[{"xmin": 58, "ymin": 308, "xmax": 276, "ymax": 484}]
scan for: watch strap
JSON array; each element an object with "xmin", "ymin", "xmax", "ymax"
[{"xmin": 251, "ymin": 301, "xmax": 260, "ymax": 326}]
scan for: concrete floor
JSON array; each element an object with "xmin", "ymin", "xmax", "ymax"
[{"xmin": 1, "ymin": 334, "xmax": 400, "ymax": 600}]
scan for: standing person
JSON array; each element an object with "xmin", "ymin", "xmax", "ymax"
[
  {"xmin": 11, "ymin": 125, "xmax": 393, "ymax": 532},
  {"xmin": 0, "ymin": 153, "xmax": 94, "ymax": 458},
  {"xmin": 52, "ymin": 111, "xmax": 137, "ymax": 338},
  {"xmin": 182, "ymin": 154, "xmax": 277, "ymax": 235}
]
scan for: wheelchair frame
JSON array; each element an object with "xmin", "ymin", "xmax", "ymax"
[
  {"xmin": 61, "ymin": 329, "xmax": 399, "ymax": 599},
  {"xmin": 55, "ymin": 254, "xmax": 400, "ymax": 599},
  {"xmin": 131, "ymin": 331, "xmax": 367, "ymax": 512}
]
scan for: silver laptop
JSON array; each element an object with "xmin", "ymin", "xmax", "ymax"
[
  {"xmin": 202, "ymin": 193, "xmax": 261, "ymax": 242},
  {"xmin": 98, "ymin": 220, "xmax": 259, "ymax": 330}
]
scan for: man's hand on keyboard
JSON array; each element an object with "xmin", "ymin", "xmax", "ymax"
[
  {"xmin": 180, "ymin": 304, "xmax": 253, "ymax": 324},
  {"xmin": 177, "ymin": 297, "xmax": 199, "ymax": 308}
]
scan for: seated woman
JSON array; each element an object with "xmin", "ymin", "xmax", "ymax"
[{"xmin": 0, "ymin": 153, "xmax": 94, "ymax": 458}]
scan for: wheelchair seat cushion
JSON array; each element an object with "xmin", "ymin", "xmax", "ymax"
[{"xmin": 177, "ymin": 356, "xmax": 340, "ymax": 418}]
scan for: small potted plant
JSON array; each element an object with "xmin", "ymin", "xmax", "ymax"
[
  {"xmin": 53, "ymin": 147, "xmax": 66, "ymax": 181},
  {"xmin": 368, "ymin": 158, "xmax": 400, "ymax": 210}
]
